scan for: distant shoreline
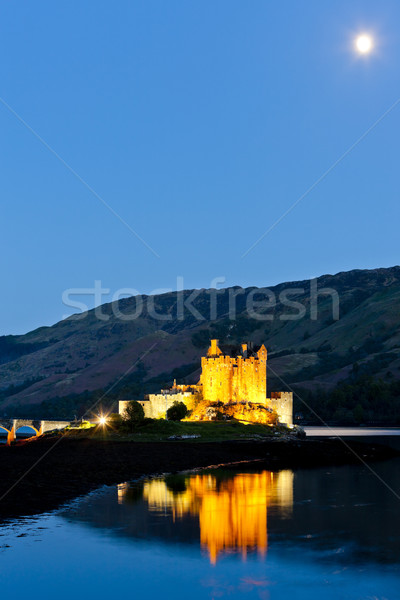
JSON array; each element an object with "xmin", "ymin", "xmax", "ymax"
[
  {"xmin": 0, "ymin": 436, "xmax": 397, "ymax": 522},
  {"xmin": 305, "ymin": 426, "xmax": 400, "ymax": 436}
]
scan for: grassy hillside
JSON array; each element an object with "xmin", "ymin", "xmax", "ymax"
[{"xmin": 1, "ymin": 266, "xmax": 400, "ymax": 422}]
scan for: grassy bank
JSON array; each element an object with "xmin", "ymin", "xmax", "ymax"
[{"xmin": 62, "ymin": 419, "xmax": 293, "ymax": 443}]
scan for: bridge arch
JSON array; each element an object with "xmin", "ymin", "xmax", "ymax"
[
  {"xmin": 0, "ymin": 424, "xmax": 14, "ymax": 445},
  {"xmin": 15, "ymin": 425, "xmax": 39, "ymax": 439}
]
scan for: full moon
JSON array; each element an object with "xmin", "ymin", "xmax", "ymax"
[{"xmin": 355, "ymin": 34, "xmax": 373, "ymax": 54}]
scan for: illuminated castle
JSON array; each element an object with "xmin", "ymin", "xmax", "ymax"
[
  {"xmin": 119, "ymin": 339, "xmax": 292, "ymax": 425},
  {"xmin": 200, "ymin": 339, "xmax": 267, "ymax": 405}
]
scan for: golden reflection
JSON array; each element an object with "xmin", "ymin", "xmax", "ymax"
[{"xmin": 118, "ymin": 470, "xmax": 293, "ymax": 564}]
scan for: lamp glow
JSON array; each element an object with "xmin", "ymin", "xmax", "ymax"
[{"xmin": 99, "ymin": 416, "xmax": 107, "ymax": 425}]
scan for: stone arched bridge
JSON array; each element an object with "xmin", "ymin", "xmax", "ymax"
[{"xmin": 0, "ymin": 419, "xmax": 71, "ymax": 445}]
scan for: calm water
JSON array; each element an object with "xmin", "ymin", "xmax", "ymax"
[{"xmin": 0, "ymin": 459, "xmax": 400, "ymax": 600}]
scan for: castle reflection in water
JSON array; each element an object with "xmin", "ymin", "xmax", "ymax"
[{"xmin": 118, "ymin": 470, "xmax": 293, "ymax": 564}]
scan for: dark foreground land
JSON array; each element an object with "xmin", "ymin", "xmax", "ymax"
[{"xmin": 0, "ymin": 432, "xmax": 398, "ymax": 521}]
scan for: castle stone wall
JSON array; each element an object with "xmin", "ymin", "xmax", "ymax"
[
  {"xmin": 119, "ymin": 393, "xmax": 197, "ymax": 420},
  {"xmin": 268, "ymin": 392, "xmax": 293, "ymax": 426}
]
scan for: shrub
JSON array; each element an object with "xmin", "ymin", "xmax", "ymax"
[
  {"xmin": 166, "ymin": 401, "xmax": 188, "ymax": 421},
  {"xmin": 108, "ymin": 413, "xmax": 123, "ymax": 428}
]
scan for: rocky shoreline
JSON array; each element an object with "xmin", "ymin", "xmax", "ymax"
[{"xmin": 0, "ymin": 436, "xmax": 397, "ymax": 521}]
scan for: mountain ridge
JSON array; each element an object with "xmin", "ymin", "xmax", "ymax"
[{"xmin": 1, "ymin": 265, "xmax": 400, "ymax": 419}]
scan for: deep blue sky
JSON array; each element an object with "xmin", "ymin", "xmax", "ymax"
[{"xmin": 1, "ymin": 1, "xmax": 399, "ymax": 335}]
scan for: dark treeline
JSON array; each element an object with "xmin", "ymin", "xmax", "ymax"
[{"xmin": 295, "ymin": 376, "xmax": 400, "ymax": 425}]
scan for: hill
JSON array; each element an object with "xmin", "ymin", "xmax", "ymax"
[{"xmin": 1, "ymin": 266, "xmax": 400, "ymax": 423}]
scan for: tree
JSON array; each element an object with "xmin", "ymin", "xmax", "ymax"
[
  {"xmin": 353, "ymin": 403, "xmax": 364, "ymax": 424},
  {"xmin": 166, "ymin": 401, "xmax": 188, "ymax": 421},
  {"xmin": 123, "ymin": 400, "xmax": 145, "ymax": 425}
]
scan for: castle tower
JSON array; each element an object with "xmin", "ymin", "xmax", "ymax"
[
  {"xmin": 200, "ymin": 340, "xmax": 267, "ymax": 405},
  {"xmin": 256, "ymin": 344, "xmax": 267, "ymax": 401},
  {"xmin": 208, "ymin": 339, "xmax": 222, "ymax": 357}
]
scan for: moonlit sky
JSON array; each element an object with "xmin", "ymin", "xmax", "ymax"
[{"xmin": 1, "ymin": 1, "xmax": 400, "ymax": 335}]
